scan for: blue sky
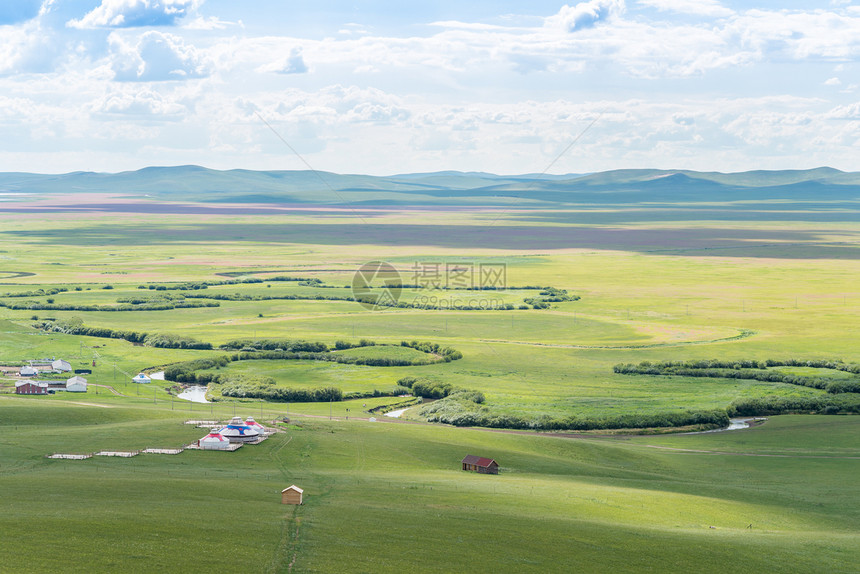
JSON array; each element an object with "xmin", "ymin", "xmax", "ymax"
[{"xmin": 1, "ymin": 0, "xmax": 858, "ymax": 174}]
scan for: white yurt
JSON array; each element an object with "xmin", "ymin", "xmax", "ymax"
[
  {"xmin": 199, "ymin": 432, "xmax": 232, "ymax": 450},
  {"xmin": 66, "ymin": 376, "xmax": 88, "ymax": 392},
  {"xmin": 132, "ymin": 373, "xmax": 151, "ymax": 384},
  {"xmin": 217, "ymin": 418, "xmax": 261, "ymax": 443},
  {"xmin": 244, "ymin": 417, "xmax": 267, "ymax": 435}
]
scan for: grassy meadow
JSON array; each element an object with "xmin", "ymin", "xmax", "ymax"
[
  {"xmin": 1, "ymin": 399, "xmax": 857, "ymax": 573},
  {"xmin": 0, "ymin": 196, "xmax": 859, "ymax": 572}
]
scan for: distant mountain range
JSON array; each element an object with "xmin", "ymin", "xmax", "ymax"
[{"xmin": 1, "ymin": 165, "xmax": 859, "ymax": 207}]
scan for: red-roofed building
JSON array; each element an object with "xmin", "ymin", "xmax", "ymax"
[{"xmin": 461, "ymin": 455, "xmax": 499, "ymax": 474}]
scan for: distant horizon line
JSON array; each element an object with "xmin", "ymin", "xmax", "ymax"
[{"xmin": 1, "ymin": 165, "xmax": 854, "ymax": 178}]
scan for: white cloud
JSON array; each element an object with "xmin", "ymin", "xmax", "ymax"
[
  {"xmin": 825, "ymin": 77, "xmax": 841, "ymax": 86},
  {"xmin": 4, "ymin": 2, "xmax": 860, "ymax": 173},
  {"xmin": 193, "ymin": 4, "xmax": 860, "ymax": 84},
  {"xmin": 108, "ymin": 31, "xmax": 208, "ymax": 81},
  {"xmin": 826, "ymin": 102, "xmax": 860, "ymax": 119},
  {"xmin": 0, "ymin": 12, "xmax": 58, "ymax": 74},
  {"xmin": 259, "ymin": 47, "xmax": 309, "ymax": 75},
  {"xmin": 727, "ymin": 9, "xmax": 860, "ymax": 61},
  {"xmin": 183, "ymin": 16, "xmax": 234, "ymax": 30},
  {"xmin": 638, "ymin": 0, "xmax": 734, "ymax": 18},
  {"xmin": 547, "ymin": 0, "xmax": 625, "ymax": 32},
  {"xmin": 92, "ymin": 88, "xmax": 186, "ymax": 116},
  {"xmin": 68, "ymin": 0, "xmax": 200, "ymax": 29}
]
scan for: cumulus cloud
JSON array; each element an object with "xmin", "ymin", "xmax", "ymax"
[
  {"xmin": 5, "ymin": 2, "xmax": 860, "ymax": 172},
  {"xmin": 826, "ymin": 102, "xmax": 860, "ymax": 119},
  {"xmin": 0, "ymin": 9, "xmax": 59, "ymax": 75},
  {"xmin": 259, "ymin": 47, "xmax": 309, "ymax": 75},
  {"xmin": 68, "ymin": 0, "xmax": 200, "ymax": 29},
  {"xmin": 108, "ymin": 30, "xmax": 208, "ymax": 81},
  {"xmin": 93, "ymin": 88, "xmax": 186, "ymax": 117},
  {"xmin": 547, "ymin": 0, "xmax": 625, "ymax": 32}
]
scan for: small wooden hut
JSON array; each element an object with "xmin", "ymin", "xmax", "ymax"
[
  {"xmin": 281, "ymin": 485, "xmax": 304, "ymax": 505},
  {"xmin": 461, "ymin": 455, "xmax": 500, "ymax": 474}
]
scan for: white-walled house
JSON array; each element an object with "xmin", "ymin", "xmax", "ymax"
[
  {"xmin": 132, "ymin": 373, "xmax": 151, "ymax": 384},
  {"xmin": 66, "ymin": 376, "xmax": 88, "ymax": 392},
  {"xmin": 52, "ymin": 359, "xmax": 72, "ymax": 373}
]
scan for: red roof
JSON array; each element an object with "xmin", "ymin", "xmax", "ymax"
[{"xmin": 462, "ymin": 455, "xmax": 497, "ymax": 467}]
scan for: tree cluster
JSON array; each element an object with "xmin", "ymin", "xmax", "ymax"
[
  {"xmin": 420, "ymin": 393, "xmax": 729, "ymax": 430},
  {"xmin": 614, "ymin": 359, "xmax": 860, "ymax": 394},
  {"xmin": 728, "ymin": 394, "xmax": 860, "ymax": 416},
  {"xmin": 40, "ymin": 318, "xmax": 212, "ymax": 349},
  {"xmin": 6, "ymin": 300, "xmax": 218, "ymax": 312},
  {"xmin": 218, "ymin": 379, "xmax": 343, "ymax": 402},
  {"xmin": 2, "ymin": 287, "xmax": 69, "ymax": 298}
]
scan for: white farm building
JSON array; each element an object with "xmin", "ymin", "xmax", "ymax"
[
  {"xmin": 66, "ymin": 376, "xmax": 88, "ymax": 392},
  {"xmin": 52, "ymin": 359, "xmax": 72, "ymax": 372}
]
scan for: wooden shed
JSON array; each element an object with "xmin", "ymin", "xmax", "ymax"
[
  {"xmin": 281, "ymin": 485, "xmax": 304, "ymax": 505},
  {"xmin": 461, "ymin": 455, "xmax": 500, "ymax": 474}
]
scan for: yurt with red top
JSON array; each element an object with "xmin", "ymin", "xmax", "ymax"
[
  {"xmin": 244, "ymin": 417, "xmax": 267, "ymax": 435},
  {"xmin": 199, "ymin": 432, "xmax": 232, "ymax": 450}
]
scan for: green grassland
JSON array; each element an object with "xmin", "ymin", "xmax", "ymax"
[
  {"xmin": 1, "ymin": 189, "xmax": 859, "ymax": 572},
  {"xmin": 0, "ymin": 400, "xmax": 857, "ymax": 573},
  {"xmin": 1, "ymin": 263, "xmax": 853, "ymax": 421}
]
